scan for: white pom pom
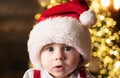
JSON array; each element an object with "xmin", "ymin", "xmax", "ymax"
[{"xmin": 79, "ymin": 9, "xmax": 97, "ymax": 28}]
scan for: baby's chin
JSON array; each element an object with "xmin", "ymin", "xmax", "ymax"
[{"xmin": 48, "ymin": 70, "xmax": 72, "ymax": 78}]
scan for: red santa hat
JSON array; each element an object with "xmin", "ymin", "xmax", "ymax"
[{"xmin": 28, "ymin": 0, "xmax": 97, "ymax": 68}]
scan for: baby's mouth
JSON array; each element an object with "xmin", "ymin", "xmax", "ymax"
[
  {"xmin": 53, "ymin": 65, "xmax": 64, "ymax": 71},
  {"xmin": 56, "ymin": 65, "xmax": 63, "ymax": 68}
]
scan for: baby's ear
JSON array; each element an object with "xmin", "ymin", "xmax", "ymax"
[{"xmin": 78, "ymin": 55, "xmax": 84, "ymax": 66}]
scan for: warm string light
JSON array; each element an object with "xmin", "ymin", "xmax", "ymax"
[
  {"xmin": 114, "ymin": 0, "xmax": 120, "ymax": 10},
  {"xmin": 90, "ymin": 0, "xmax": 120, "ymax": 78},
  {"xmin": 100, "ymin": 0, "xmax": 120, "ymax": 10},
  {"xmin": 39, "ymin": 0, "xmax": 120, "ymax": 13},
  {"xmin": 47, "ymin": 0, "xmax": 70, "ymax": 8},
  {"xmin": 38, "ymin": 0, "xmax": 50, "ymax": 7},
  {"xmin": 101, "ymin": 0, "xmax": 110, "ymax": 8}
]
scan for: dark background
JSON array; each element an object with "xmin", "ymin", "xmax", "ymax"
[
  {"xmin": 0, "ymin": 0, "xmax": 40, "ymax": 78},
  {"xmin": 0, "ymin": 0, "xmax": 119, "ymax": 78}
]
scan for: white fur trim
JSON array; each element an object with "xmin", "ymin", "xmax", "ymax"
[
  {"xmin": 28, "ymin": 17, "xmax": 92, "ymax": 68},
  {"xmin": 79, "ymin": 9, "xmax": 97, "ymax": 27}
]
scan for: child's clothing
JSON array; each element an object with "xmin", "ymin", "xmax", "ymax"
[{"xmin": 23, "ymin": 67, "xmax": 95, "ymax": 78}]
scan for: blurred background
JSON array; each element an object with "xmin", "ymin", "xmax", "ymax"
[
  {"xmin": 0, "ymin": 0, "xmax": 120, "ymax": 78},
  {"xmin": 0, "ymin": 0, "xmax": 40, "ymax": 78}
]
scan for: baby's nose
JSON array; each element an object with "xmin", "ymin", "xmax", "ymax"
[{"xmin": 54, "ymin": 50, "xmax": 65, "ymax": 61}]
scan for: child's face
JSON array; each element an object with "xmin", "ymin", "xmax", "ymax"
[{"xmin": 40, "ymin": 43, "xmax": 81, "ymax": 78}]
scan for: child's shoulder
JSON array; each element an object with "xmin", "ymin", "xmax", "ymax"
[
  {"xmin": 23, "ymin": 68, "xmax": 41, "ymax": 78},
  {"xmin": 25, "ymin": 68, "xmax": 41, "ymax": 73},
  {"xmin": 86, "ymin": 71, "xmax": 96, "ymax": 78},
  {"xmin": 78, "ymin": 66, "xmax": 96, "ymax": 78}
]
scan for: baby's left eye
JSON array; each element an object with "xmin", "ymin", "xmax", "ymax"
[
  {"xmin": 64, "ymin": 46, "xmax": 72, "ymax": 51},
  {"xmin": 47, "ymin": 47, "xmax": 54, "ymax": 52}
]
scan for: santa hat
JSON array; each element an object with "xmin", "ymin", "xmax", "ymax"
[{"xmin": 28, "ymin": 0, "xmax": 97, "ymax": 68}]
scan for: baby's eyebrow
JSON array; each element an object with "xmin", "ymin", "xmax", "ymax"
[
  {"xmin": 41, "ymin": 44, "xmax": 53, "ymax": 51},
  {"xmin": 43, "ymin": 43, "xmax": 55, "ymax": 48},
  {"xmin": 45, "ymin": 43, "xmax": 54, "ymax": 46}
]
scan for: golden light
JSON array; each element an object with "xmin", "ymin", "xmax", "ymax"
[
  {"xmin": 114, "ymin": 61, "xmax": 120, "ymax": 71},
  {"xmin": 104, "ymin": 56, "xmax": 113, "ymax": 64},
  {"xmin": 99, "ymin": 44, "xmax": 106, "ymax": 51},
  {"xmin": 104, "ymin": 28, "xmax": 109, "ymax": 33},
  {"xmin": 100, "ymin": 68, "xmax": 107, "ymax": 74},
  {"xmin": 106, "ymin": 38, "xmax": 111, "ymax": 44},
  {"xmin": 114, "ymin": 0, "xmax": 120, "ymax": 10},
  {"xmin": 34, "ymin": 13, "xmax": 41, "ymax": 20},
  {"xmin": 110, "ymin": 50, "xmax": 118, "ymax": 56},
  {"xmin": 107, "ymin": 12, "xmax": 111, "ymax": 16},
  {"xmin": 99, "ymin": 15, "xmax": 105, "ymax": 20},
  {"xmin": 113, "ymin": 51, "xmax": 118, "ymax": 56},
  {"xmin": 101, "ymin": 0, "xmax": 110, "ymax": 7},
  {"xmin": 38, "ymin": 0, "xmax": 50, "ymax": 7},
  {"xmin": 97, "ymin": 31, "xmax": 102, "ymax": 36},
  {"xmin": 90, "ymin": 1, "xmax": 100, "ymax": 13}
]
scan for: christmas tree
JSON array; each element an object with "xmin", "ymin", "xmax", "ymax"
[
  {"xmin": 89, "ymin": 0, "xmax": 120, "ymax": 78},
  {"xmin": 35, "ymin": 0, "xmax": 120, "ymax": 77}
]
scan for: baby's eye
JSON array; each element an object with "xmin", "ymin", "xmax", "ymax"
[
  {"xmin": 47, "ymin": 47, "xmax": 54, "ymax": 52},
  {"xmin": 64, "ymin": 46, "xmax": 72, "ymax": 52}
]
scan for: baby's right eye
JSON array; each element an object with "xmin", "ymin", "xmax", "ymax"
[{"xmin": 47, "ymin": 47, "xmax": 54, "ymax": 51}]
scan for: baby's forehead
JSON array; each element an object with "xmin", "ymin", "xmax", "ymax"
[{"xmin": 43, "ymin": 43, "xmax": 71, "ymax": 47}]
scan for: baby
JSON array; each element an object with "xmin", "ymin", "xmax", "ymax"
[{"xmin": 23, "ymin": 0, "xmax": 97, "ymax": 78}]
